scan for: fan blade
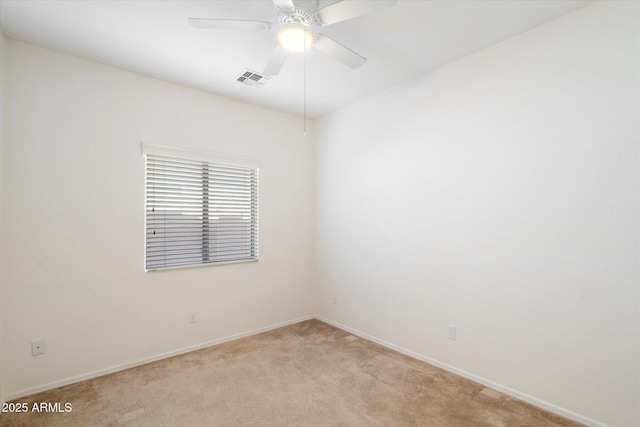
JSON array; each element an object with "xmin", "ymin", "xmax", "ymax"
[
  {"xmin": 272, "ymin": 0, "xmax": 295, "ymax": 11},
  {"xmin": 188, "ymin": 18, "xmax": 272, "ymax": 31},
  {"xmin": 312, "ymin": 34, "xmax": 366, "ymax": 69},
  {"xmin": 316, "ymin": 0, "xmax": 398, "ymax": 26},
  {"xmin": 263, "ymin": 44, "xmax": 289, "ymax": 76}
]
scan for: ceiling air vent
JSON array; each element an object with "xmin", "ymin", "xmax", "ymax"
[{"xmin": 236, "ymin": 70, "xmax": 270, "ymax": 87}]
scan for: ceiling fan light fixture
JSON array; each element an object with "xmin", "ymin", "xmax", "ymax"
[{"xmin": 277, "ymin": 26, "xmax": 314, "ymax": 54}]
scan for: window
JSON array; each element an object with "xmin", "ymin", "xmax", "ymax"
[{"xmin": 143, "ymin": 144, "xmax": 258, "ymax": 271}]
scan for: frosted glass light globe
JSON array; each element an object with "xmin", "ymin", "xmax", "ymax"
[{"xmin": 277, "ymin": 26, "xmax": 314, "ymax": 53}]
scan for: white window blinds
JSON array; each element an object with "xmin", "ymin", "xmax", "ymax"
[{"xmin": 145, "ymin": 153, "xmax": 258, "ymax": 270}]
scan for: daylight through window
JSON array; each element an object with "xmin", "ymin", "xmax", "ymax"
[{"xmin": 144, "ymin": 153, "xmax": 258, "ymax": 270}]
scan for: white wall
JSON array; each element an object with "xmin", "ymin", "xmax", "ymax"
[
  {"xmin": 0, "ymin": 30, "xmax": 5, "ymax": 406},
  {"xmin": 315, "ymin": 1, "xmax": 638, "ymax": 426},
  {"xmin": 1, "ymin": 40, "xmax": 315, "ymax": 398}
]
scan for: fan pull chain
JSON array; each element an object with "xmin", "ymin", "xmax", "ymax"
[{"xmin": 303, "ymin": 30, "xmax": 308, "ymax": 136}]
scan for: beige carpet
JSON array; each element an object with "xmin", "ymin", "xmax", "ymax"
[{"xmin": 1, "ymin": 319, "xmax": 583, "ymax": 427}]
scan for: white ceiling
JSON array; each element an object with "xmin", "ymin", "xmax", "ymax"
[{"xmin": 0, "ymin": 0, "xmax": 595, "ymax": 118}]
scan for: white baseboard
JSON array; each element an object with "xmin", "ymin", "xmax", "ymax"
[
  {"xmin": 315, "ymin": 316, "xmax": 608, "ymax": 427},
  {"xmin": 4, "ymin": 314, "xmax": 314, "ymax": 401}
]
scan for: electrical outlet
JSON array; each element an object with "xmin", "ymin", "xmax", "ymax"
[
  {"xmin": 189, "ymin": 312, "xmax": 198, "ymax": 323},
  {"xmin": 31, "ymin": 339, "xmax": 46, "ymax": 356},
  {"xmin": 332, "ymin": 294, "xmax": 338, "ymax": 305},
  {"xmin": 447, "ymin": 325, "xmax": 456, "ymax": 340}
]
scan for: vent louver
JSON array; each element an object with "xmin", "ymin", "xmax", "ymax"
[{"xmin": 236, "ymin": 70, "xmax": 270, "ymax": 87}]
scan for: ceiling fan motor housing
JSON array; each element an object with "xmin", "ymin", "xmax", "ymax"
[{"xmin": 278, "ymin": 8, "xmax": 314, "ymax": 27}]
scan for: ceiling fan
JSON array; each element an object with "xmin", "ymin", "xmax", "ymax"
[{"xmin": 188, "ymin": 0, "xmax": 398, "ymax": 76}]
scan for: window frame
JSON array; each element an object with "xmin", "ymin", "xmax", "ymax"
[{"xmin": 142, "ymin": 142, "xmax": 260, "ymax": 272}]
